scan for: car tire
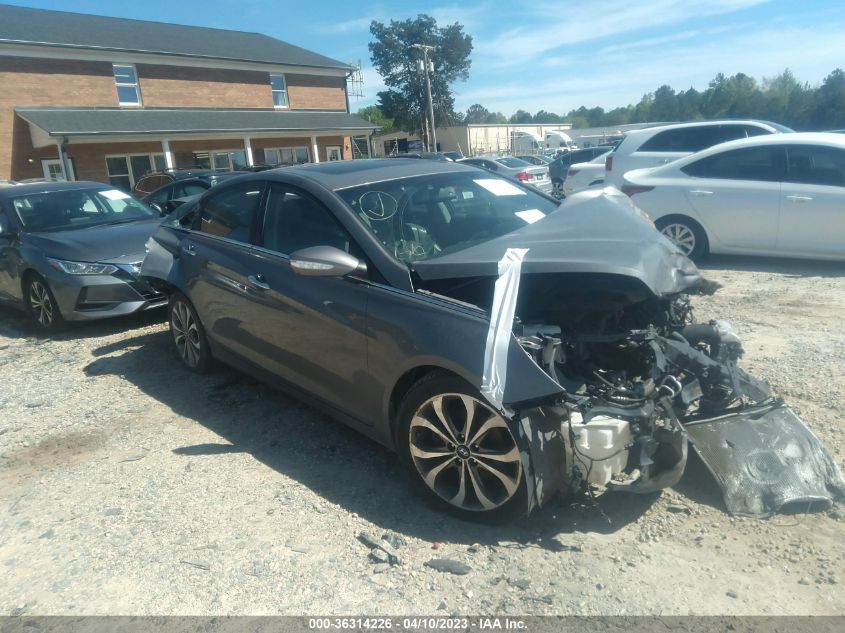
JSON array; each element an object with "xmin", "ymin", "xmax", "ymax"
[
  {"xmin": 395, "ymin": 372, "xmax": 528, "ymax": 523},
  {"xmin": 168, "ymin": 292, "xmax": 212, "ymax": 373},
  {"xmin": 655, "ymin": 216, "xmax": 708, "ymax": 261},
  {"xmin": 23, "ymin": 273, "xmax": 65, "ymax": 332},
  {"xmin": 551, "ymin": 179, "xmax": 565, "ymax": 200}
]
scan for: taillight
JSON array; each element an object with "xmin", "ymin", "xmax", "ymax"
[
  {"xmin": 621, "ymin": 184, "xmax": 654, "ymax": 197},
  {"xmin": 567, "ymin": 168, "xmax": 579, "ymax": 177},
  {"xmin": 605, "ymin": 155, "xmax": 613, "ymax": 171},
  {"xmin": 516, "ymin": 171, "xmax": 533, "ymax": 181}
]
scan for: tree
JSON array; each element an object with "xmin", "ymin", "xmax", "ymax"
[
  {"xmin": 509, "ymin": 109, "xmax": 534, "ymax": 124},
  {"xmin": 369, "ymin": 15, "xmax": 472, "ymax": 147},
  {"xmin": 812, "ymin": 69, "xmax": 845, "ymax": 129},
  {"xmin": 355, "ymin": 105, "xmax": 396, "ymax": 133},
  {"xmin": 650, "ymin": 85, "xmax": 679, "ymax": 122},
  {"xmin": 463, "ymin": 104, "xmax": 507, "ymax": 124},
  {"xmin": 533, "ymin": 110, "xmax": 564, "ymax": 123}
]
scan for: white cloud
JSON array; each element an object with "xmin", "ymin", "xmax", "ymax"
[
  {"xmin": 474, "ymin": 0, "xmax": 770, "ymax": 66},
  {"xmin": 320, "ymin": 16, "xmax": 377, "ymax": 34},
  {"xmin": 456, "ymin": 20, "xmax": 845, "ymax": 114}
]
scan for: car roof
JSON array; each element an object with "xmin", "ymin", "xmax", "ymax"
[
  {"xmin": 258, "ymin": 158, "xmax": 483, "ymax": 190},
  {"xmin": 623, "ymin": 119, "xmax": 783, "ymax": 139},
  {"xmin": 0, "ymin": 180, "xmax": 117, "ymax": 198}
]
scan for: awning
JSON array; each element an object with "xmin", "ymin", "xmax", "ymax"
[{"xmin": 16, "ymin": 107, "xmax": 378, "ymax": 142}]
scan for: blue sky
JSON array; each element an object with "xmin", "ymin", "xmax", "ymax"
[{"xmin": 6, "ymin": 0, "xmax": 845, "ymax": 116}]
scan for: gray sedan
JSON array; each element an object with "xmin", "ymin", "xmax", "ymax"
[
  {"xmin": 0, "ymin": 181, "xmax": 166, "ymax": 331},
  {"xmin": 138, "ymin": 160, "xmax": 840, "ymax": 522},
  {"xmin": 458, "ymin": 156, "xmax": 552, "ymax": 195}
]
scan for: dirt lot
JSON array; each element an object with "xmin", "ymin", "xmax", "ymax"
[{"xmin": 1, "ymin": 255, "xmax": 844, "ymax": 616}]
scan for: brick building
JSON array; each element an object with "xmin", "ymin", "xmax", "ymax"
[{"xmin": 0, "ymin": 4, "xmax": 376, "ymax": 189}]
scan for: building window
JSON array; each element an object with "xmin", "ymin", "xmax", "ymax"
[
  {"xmin": 270, "ymin": 74, "xmax": 288, "ymax": 108},
  {"xmin": 113, "ymin": 64, "xmax": 142, "ymax": 106},
  {"xmin": 264, "ymin": 147, "xmax": 309, "ymax": 165},
  {"xmin": 105, "ymin": 153, "xmax": 166, "ymax": 191},
  {"xmin": 192, "ymin": 150, "xmax": 248, "ymax": 171}
]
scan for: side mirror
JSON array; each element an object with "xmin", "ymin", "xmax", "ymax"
[
  {"xmin": 289, "ymin": 245, "xmax": 366, "ymax": 278},
  {"xmin": 149, "ymin": 201, "xmax": 166, "ymax": 216}
]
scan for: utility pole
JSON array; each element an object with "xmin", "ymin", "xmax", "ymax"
[{"xmin": 411, "ymin": 43, "xmax": 437, "ymax": 153}]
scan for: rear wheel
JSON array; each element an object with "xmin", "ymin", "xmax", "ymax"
[
  {"xmin": 551, "ymin": 179, "xmax": 565, "ymax": 200},
  {"xmin": 656, "ymin": 216, "xmax": 708, "ymax": 261},
  {"xmin": 396, "ymin": 374, "xmax": 528, "ymax": 522},
  {"xmin": 168, "ymin": 292, "xmax": 211, "ymax": 373},
  {"xmin": 24, "ymin": 273, "xmax": 64, "ymax": 332}
]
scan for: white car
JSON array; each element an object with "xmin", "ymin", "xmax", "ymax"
[
  {"xmin": 621, "ymin": 132, "xmax": 845, "ymax": 261},
  {"xmin": 605, "ymin": 120, "xmax": 793, "ymax": 189},
  {"xmin": 562, "ymin": 154, "xmax": 608, "ymax": 196}
]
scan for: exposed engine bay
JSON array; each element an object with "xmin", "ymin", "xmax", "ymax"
[{"xmin": 418, "ymin": 269, "xmax": 845, "ymax": 518}]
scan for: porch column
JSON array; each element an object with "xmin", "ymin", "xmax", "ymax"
[
  {"xmin": 243, "ymin": 137, "xmax": 254, "ymax": 167},
  {"xmin": 311, "ymin": 134, "xmax": 320, "ymax": 163},
  {"xmin": 55, "ymin": 140, "xmax": 69, "ymax": 181},
  {"xmin": 161, "ymin": 139, "xmax": 174, "ymax": 169}
]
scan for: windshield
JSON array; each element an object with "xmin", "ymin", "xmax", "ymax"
[
  {"xmin": 335, "ymin": 172, "xmax": 560, "ymax": 264},
  {"xmin": 11, "ymin": 188, "xmax": 157, "ymax": 232}
]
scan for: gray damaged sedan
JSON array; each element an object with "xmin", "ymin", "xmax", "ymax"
[
  {"xmin": 0, "ymin": 181, "xmax": 166, "ymax": 330},
  {"xmin": 141, "ymin": 159, "xmax": 844, "ymax": 522}
]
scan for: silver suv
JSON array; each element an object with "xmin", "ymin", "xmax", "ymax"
[{"xmin": 605, "ymin": 120, "xmax": 793, "ymax": 187}]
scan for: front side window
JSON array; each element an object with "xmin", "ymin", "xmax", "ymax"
[
  {"xmin": 262, "ymin": 184, "xmax": 352, "ymax": 255},
  {"xmin": 197, "ymin": 181, "xmax": 264, "ymax": 242},
  {"xmin": 113, "ymin": 64, "xmax": 141, "ymax": 106},
  {"xmin": 12, "ymin": 188, "xmax": 156, "ymax": 232},
  {"xmin": 682, "ymin": 146, "xmax": 787, "ymax": 182},
  {"xmin": 785, "ymin": 145, "xmax": 845, "ymax": 187},
  {"xmin": 270, "ymin": 74, "xmax": 288, "ymax": 108},
  {"xmin": 335, "ymin": 172, "xmax": 559, "ymax": 264}
]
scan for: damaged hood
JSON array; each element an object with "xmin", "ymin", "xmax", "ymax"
[
  {"xmin": 24, "ymin": 218, "xmax": 161, "ymax": 263},
  {"xmin": 412, "ymin": 188, "xmax": 704, "ymax": 297}
]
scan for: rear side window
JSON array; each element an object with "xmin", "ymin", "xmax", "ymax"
[
  {"xmin": 785, "ymin": 145, "xmax": 845, "ymax": 187},
  {"xmin": 640, "ymin": 127, "xmax": 715, "ymax": 152},
  {"xmin": 681, "ymin": 146, "xmax": 786, "ymax": 181},
  {"xmin": 197, "ymin": 181, "xmax": 264, "ymax": 242}
]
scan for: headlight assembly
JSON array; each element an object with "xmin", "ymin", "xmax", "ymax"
[{"xmin": 47, "ymin": 258, "xmax": 118, "ymax": 275}]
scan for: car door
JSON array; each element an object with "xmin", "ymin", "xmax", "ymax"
[
  {"xmin": 778, "ymin": 144, "xmax": 845, "ymax": 257},
  {"xmin": 680, "ymin": 145, "xmax": 786, "ymax": 251},
  {"xmin": 181, "ymin": 180, "xmax": 268, "ymax": 365},
  {"xmin": 235, "ymin": 181, "xmax": 370, "ymax": 416}
]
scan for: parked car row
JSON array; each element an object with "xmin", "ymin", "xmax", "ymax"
[
  {"xmin": 1, "ymin": 158, "xmax": 842, "ymax": 523},
  {"xmin": 457, "ymin": 156, "xmax": 553, "ymax": 195}
]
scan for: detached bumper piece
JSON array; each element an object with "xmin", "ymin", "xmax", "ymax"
[{"xmin": 684, "ymin": 402, "xmax": 845, "ymax": 518}]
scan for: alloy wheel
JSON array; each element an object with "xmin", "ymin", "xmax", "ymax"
[
  {"xmin": 552, "ymin": 180, "xmax": 564, "ymax": 200},
  {"xmin": 409, "ymin": 393, "xmax": 522, "ymax": 511},
  {"xmin": 661, "ymin": 223, "xmax": 697, "ymax": 257},
  {"xmin": 28, "ymin": 280, "xmax": 54, "ymax": 328},
  {"xmin": 171, "ymin": 300, "xmax": 202, "ymax": 368}
]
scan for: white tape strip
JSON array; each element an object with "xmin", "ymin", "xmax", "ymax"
[{"xmin": 480, "ymin": 247, "xmax": 529, "ymax": 410}]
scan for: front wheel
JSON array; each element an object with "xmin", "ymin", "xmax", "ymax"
[
  {"xmin": 656, "ymin": 216, "xmax": 708, "ymax": 261},
  {"xmin": 551, "ymin": 179, "xmax": 565, "ymax": 200},
  {"xmin": 24, "ymin": 273, "xmax": 64, "ymax": 332},
  {"xmin": 395, "ymin": 374, "xmax": 528, "ymax": 522},
  {"xmin": 168, "ymin": 292, "xmax": 212, "ymax": 373}
]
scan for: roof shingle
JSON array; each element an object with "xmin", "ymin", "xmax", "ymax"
[{"xmin": 0, "ymin": 4, "xmax": 351, "ymax": 70}]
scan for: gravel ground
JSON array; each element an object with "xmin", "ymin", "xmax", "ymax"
[{"xmin": 1, "ymin": 255, "xmax": 844, "ymax": 616}]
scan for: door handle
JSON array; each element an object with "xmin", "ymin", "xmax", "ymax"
[
  {"xmin": 689, "ymin": 190, "xmax": 714, "ymax": 196},
  {"xmin": 181, "ymin": 243, "xmax": 197, "ymax": 256},
  {"xmin": 248, "ymin": 274, "xmax": 270, "ymax": 290},
  {"xmin": 785, "ymin": 195, "xmax": 813, "ymax": 203},
  {"xmin": 658, "ymin": 159, "xmax": 671, "ymax": 164}
]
